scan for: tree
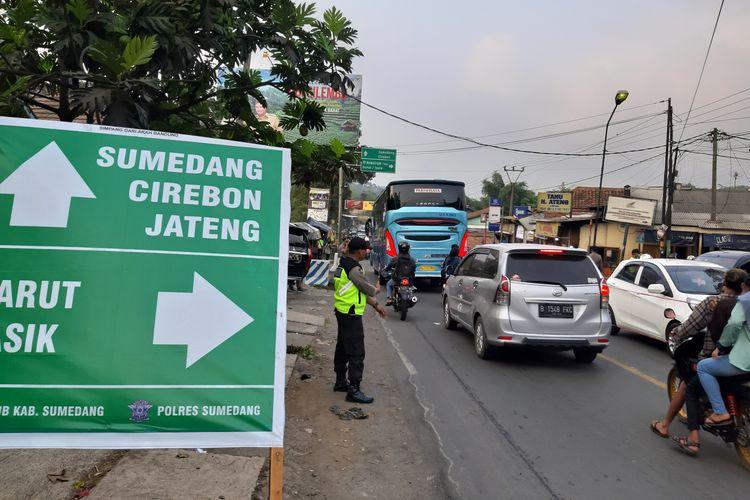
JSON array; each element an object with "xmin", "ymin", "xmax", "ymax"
[
  {"xmin": 502, "ymin": 181, "xmax": 536, "ymax": 209},
  {"xmin": 0, "ymin": 1, "xmax": 360, "ymax": 132},
  {"xmin": 465, "ymin": 195, "xmax": 483, "ymax": 212},
  {"xmin": 0, "ymin": 0, "xmax": 372, "ymax": 190},
  {"xmin": 481, "ymin": 171, "xmax": 505, "ymax": 200},
  {"xmin": 290, "ymin": 184, "xmax": 309, "ymax": 222},
  {"xmin": 476, "ymin": 170, "xmax": 536, "ymax": 211}
]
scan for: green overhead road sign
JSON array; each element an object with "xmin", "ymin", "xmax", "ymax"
[
  {"xmin": 0, "ymin": 117, "xmax": 290, "ymax": 449},
  {"xmin": 360, "ymin": 147, "xmax": 396, "ymax": 173}
]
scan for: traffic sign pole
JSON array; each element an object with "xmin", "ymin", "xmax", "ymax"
[{"xmin": 360, "ymin": 147, "xmax": 396, "ymax": 173}]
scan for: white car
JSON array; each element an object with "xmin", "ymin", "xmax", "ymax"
[{"xmin": 607, "ymin": 257, "xmax": 726, "ymax": 355}]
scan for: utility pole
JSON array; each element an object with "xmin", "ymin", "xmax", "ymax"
[
  {"xmin": 504, "ymin": 166, "xmax": 525, "ymax": 243},
  {"xmin": 665, "ymin": 147, "xmax": 678, "ymax": 257},
  {"xmin": 337, "ymin": 165, "xmax": 343, "ymax": 248},
  {"xmin": 663, "ymin": 101, "xmax": 675, "ymax": 257},
  {"xmin": 710, "ymin": 127, "xmax": 718, "ymax": 221},
  {"xmin": 661, "ymin": 98, "xmax": 672, "ymax": 232}
]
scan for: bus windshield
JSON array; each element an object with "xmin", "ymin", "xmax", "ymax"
[{"xmin": 387, "ymin": 183, "xmax": 465, "ymax": 210}]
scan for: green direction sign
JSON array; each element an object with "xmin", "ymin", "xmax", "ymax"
[
  {"xmin": 0, "ymin": 117, "xmax": 290, "ymax": 448},
  {"xmin": 360, "ymin": 147, "xmax": 396, "ymax": 173}
]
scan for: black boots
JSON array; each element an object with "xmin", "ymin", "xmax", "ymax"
[
  {"xmin": 346, "ymin": 385, "xmax": 374, "ymax": 404},
  {"xmin": 335, "ymin": 379, "xmax": 374, "ymax": 404},
  {"xmin": 333, "ymin": 379, "xmax": 350, "ymax": 392}
]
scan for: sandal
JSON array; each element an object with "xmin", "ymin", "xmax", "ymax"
[
  {"xmin": 704, "ymin": 413, "xmax": 732, "ymax": 426},
  {"xmin": 649, "ymin": 420, "xmax": 669, "ymax": 438},
  {"xmin": 329, "ymin": 405, "xmax": 368, "ymax": 421},
  {"xmin": 672, "ymin": 436, "xmax": 700, "ymax": 456}
]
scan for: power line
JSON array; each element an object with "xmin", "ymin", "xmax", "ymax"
[
  {"xmin": 682, "ymin": 149, "xmax": 750, "ymax": 161},
  {"xmin": 509, "ymin": 97, "xmax": 747, "ymax": 173},
  {"xmin": 456, "ymin": 132, "xmax": 704, "ymax": 193},
  {"xmin": 677, "ymin": 0, "xmax": 725, "ymax": 142},
  {"xmin": 351, "ymin": 95, "xmax": 665, "ymax": 158},
  {"xmin": 532, "ymin": 135, "xmax": 708, "ymax": 191},
  {"xmin": 398, "ymin": 112, "xmax": 664, "ymax": 155},
  {"xmin": 392, "ymin": 100, "xmax": 667, "ymax": 148},
  {"xmin": 535, "ymin": 152, "xmax": 666, "ymax": 191}
]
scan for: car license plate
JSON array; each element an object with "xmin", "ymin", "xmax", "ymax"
[
  {"xmin": 538, "ymin": 304, "xmax": 574, "ymax": 318},
  {"xmin": 419, "ymin": 265, "xmax": 436, "ymax": 272}
]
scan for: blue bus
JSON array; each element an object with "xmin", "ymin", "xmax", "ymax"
[{"xmin": 369, "ymin": 180, "xmax": 468, "ymax": 281}]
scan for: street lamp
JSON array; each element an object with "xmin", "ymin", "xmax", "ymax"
[{"xmin": 591, "ymin": 90, "xmax": 629, "ymax": 252}]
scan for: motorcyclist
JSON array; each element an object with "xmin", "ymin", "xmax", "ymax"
[
  {"xmin": 693, "ymin": 275, "xmax": 750, "ymax": 425},
  {"xmin": 666, "ymin": 270, "xmax": 747, "ymax": 456},
  {"xmin": 441, "ymin": 244, "xmax": 461, "ymax": 284},
  {"xmin": 384, "ymin": 242, "xmax": 416, "ymax": 306},
  {"xmin": 650, "ymin": 268, "xmax": 747, "ymax": 439}
]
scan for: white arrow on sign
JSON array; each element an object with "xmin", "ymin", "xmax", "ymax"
[
  {"xmin": 153, "ymin": 272, "xmax": 254, "ymax": 368},
  {"xmin": 0, "ymin": 141, "xmax": 96, "ymax": 227}
]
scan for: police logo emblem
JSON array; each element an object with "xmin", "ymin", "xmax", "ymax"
[{"xmin": 128, "ymin": 400, "xmax": 152, "ymax": 423}]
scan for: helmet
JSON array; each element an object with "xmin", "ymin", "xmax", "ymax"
[{"xmin": 397, "ymin": 241, "xmax": 410, "ymax": 253}]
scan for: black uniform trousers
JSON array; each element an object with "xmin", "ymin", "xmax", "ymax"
[{"xmin": 334, "ymin": 311, "xmax": 365, "ymax": 387}]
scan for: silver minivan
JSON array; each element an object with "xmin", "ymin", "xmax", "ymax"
[{"xmin": 442, "ymin": 244, "xmax": 611, "ymax": 362}]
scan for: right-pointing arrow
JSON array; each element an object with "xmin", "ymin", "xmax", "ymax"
[
  {"xmin": 153, "ymin": 272, "xmax": 254, "ymax": 368},
  {"xmin": 0, "ymin": 141, "xmax": 95, "ymax": 227}
]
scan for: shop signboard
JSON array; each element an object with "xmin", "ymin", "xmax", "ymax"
[
  {"xmin": 702, "ymin": 233, "xmax": 750, "ymax": 250},
  {"xmin": 536, "ymin": 221, "xmax": 559, "ymax": 238},
  {"xmin": 605, "ymin": 196, "xmax": 657, "ymax": 226},
  {"xmin": 536, "ymin": 192, "xmax": 572, "ymax": 214},
  {"xmin": 513, "ymin": 206, "xmax": 531, "ymax": 219},
  {"xmin": 307, "ymin": 188, "xmax": 330, "ymax": 223},
  {"xmin": 488, "ymin": 198, "xmax": 502, "ymax": 232}
]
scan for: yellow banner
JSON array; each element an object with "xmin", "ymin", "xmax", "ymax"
[
  {"xmin": 537, "ymin": 192, "xmax": 572, "ymax": 213},
  {"xmin": 362, "ymin": 201, "xmax": 374, "ymax": 211},
  {"xmin": 536, "ymin": 221, "xmax": 559, "ymax": 237}
]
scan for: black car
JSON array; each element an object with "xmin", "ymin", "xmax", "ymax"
[
  {"xmin": 696, "ymin": 250, "xmax": 750, "ymax": 272},
  {"xmin": 288, "ymin": 225, "xmax": 312, "ymax": 280}
]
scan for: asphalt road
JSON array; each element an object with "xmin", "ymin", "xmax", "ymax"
[{"xmin": 376, "ymin": 277, "xmax": 750, "ymax": 499}]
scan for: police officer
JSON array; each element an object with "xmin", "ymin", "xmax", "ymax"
[{"xmin": 333, "ymin": 237, "xmax": 386, "ymax": 404}]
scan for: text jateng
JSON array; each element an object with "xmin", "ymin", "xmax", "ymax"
[{"xmin": 97, "ymin": 147, "xmax": 264, "ymax": 242}]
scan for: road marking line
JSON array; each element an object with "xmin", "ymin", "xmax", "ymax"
[
  {"xmin": 376, "ymin": 314, "xmax": 462, "ymax": 496},
  {"xmin": 0, "ymin": 245, "xmax": 279, "ymax": 261},
  {"xmin": 0, "ymin": 385, "xmax": 273, "ymax": 389},
  {"xmin": 599, "ymin": 353, "xmax": 667, "ymax": 390}
]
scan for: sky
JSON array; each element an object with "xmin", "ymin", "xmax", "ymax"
[{"xmin": 306, "ymin": 0, "xmax": 750, "ymax": 198}]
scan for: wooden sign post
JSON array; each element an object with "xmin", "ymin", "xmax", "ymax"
[{"xmin": 269, "ymin": 447, "xmax": 285, "ymax": 499}]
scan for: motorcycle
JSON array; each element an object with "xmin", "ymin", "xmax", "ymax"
[
  {"xmin": 392, "ymin": 277, "xmax": 418, "ymax": 321},
  {"xmin": 666, "ymin": 328, "xmax": 750, "ymax": 470}
]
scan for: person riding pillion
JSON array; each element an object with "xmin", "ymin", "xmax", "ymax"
[
  {"xmin": 441, "ymin": 244, "xmax": 461, "ymax": 284},
  {"xmin": 333, "ymin": 237, "xmax": 386, "ymax": 404},
  {"xmin": 650, "ymin": 268, "xmax": 746, "ymax": 441},
  {"xmin": 384, "ymin": 242, "xmax": 417, "ymax": 306}
]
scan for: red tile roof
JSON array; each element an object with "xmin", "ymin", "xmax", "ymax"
[{"xmin": 571, "ymin": 186, "xmax": 625, "ymax": 210}]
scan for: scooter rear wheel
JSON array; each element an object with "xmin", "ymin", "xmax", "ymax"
[
  {"xmin": 400, "ymin": 302, "xmax": 408, "ymax": 321},
  {"xmin": 736, "ymin": 444, "xmax": 750, "ymax": 472},
  {"xmin": 736, "ymin": 400, "xmax": 750, "ymax": 471}
]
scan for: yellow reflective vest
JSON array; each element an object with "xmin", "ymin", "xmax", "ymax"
[{"xmin": 334, "ymin": 257, "xmax": 365, "ymax": 316}]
